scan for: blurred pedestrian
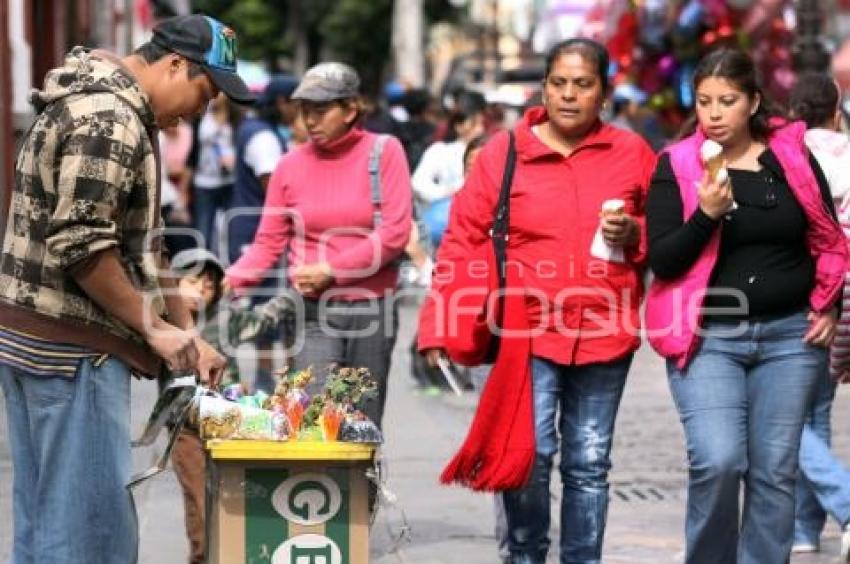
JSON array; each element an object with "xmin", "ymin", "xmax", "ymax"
[
  {"xmin": 190, "ymin": 92, "xmax": 240, "ymax": 250},
  {"xmin": 0, "ymin": 14, "xmax": 242, "ymax": 563},
  {"xmin": 418, "ymin": 38, "xmax": 655, "ymax": 563},
  {"xmin": 160, "ymin": 123, "xmax": 196, "ymax": 255},
  {"xmin": 412, "ymin": 90, "xmax": 485, "ymax": 204},
  {"xmin": 645, "ymin": 48, "xmax": 848, "ymax": 564},
  {"xmin": 397, "ymin": 88, "xmax": 437, "ymax": 171},
  {"xmin": 225, "ymin": 75, "xmax": 297, "ymax": 392},
  {"xmin": 414, "ymin": 90, "xmax": 486, "ymax": 249},
  {"xmin": 788, "ymin": 72, "xmax": 850, "ymax": 559}
]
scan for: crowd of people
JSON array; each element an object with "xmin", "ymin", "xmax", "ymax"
[{"xmin": 2, "ymin": 11, "xmax": 850, "ymax": 564}]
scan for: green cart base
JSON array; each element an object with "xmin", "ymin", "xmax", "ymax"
[{"xmin": 205, "ymin": 440, "xmax": 375, "ymax": 564}]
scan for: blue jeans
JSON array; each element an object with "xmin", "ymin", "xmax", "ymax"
[
  {"xmin": 0, "ymin": 358, "xmax": 138, "ymax": 564},
  {"xmin": 794, "ymin": 368, "xmax": 850, "ymax": 545},
  {"xmin": 667, "ymin": 311, "xmax": 824, "ymax": 564},
  {"xmin": 192, "ymin": 183, "xmax": 232, "ymax": 250},
  {"xmin": 503, "ymin": 354, "xmax": 632, "ymax": 564}
]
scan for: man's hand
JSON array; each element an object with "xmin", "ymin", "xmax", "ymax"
[
  {"xmin": 293, "ymin": 262, "xmax": 334, "ymax": 296},
  {"xmin": 194, "ymin": 337, "xmax": 226, "ymax": 388},
  {"xmin": 600, "ymin": 214, "xmax": 639, "ymax": 247},
  {"xmin": 144, "ymin": 319, "xmax": 199, "ymax": 374}
]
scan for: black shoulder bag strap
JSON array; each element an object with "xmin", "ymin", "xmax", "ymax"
[
  {"xmin": 484, "ymin": 131, "xmax": 517, "ymax": 362},
  {"xmin": 491, "ymin": 130, "xmax": 517, "ymax": 286}
]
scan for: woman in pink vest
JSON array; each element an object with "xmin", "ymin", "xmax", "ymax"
[{"xmin": 645, "ymin": 48, "xmax": 849, "ymax": 563}]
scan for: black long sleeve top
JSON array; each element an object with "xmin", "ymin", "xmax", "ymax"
[{"xmin": 647, "ymin": 149, "xmax": 835, "ymax": 319}]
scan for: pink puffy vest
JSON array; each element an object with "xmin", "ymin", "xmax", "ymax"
[{"xmin": 645, "ymin": 120, "xmax": 848, "ymax": 369}]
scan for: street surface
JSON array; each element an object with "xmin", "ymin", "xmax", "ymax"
[{"xmin": 1, "ymin": 297, "xmax": 849, "ymax": 563}]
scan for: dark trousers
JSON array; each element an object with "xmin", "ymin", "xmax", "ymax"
[
  {"xmin": 172, "ymin": 430, "xmax": 206, "ymax": 564},
  {"xmin": 292, "ymin": 297, "xmax": 397, "ymax": 429}
]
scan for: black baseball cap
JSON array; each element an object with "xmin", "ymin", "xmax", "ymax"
[{"xmin": 151, "ymin": 14, "xmax": 255, "ymax": 104}]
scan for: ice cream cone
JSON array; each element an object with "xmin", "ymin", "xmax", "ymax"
[
  {"xmin": 700, "ymin": 140, "xmax": 726, "ymax": 184},
  {"xmin": 700, "ymin": 139, "xmax": 737, "ymax": 211}
]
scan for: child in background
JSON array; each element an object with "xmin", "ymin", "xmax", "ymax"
[
  {"xmin": 167, "ymin": 248, "xmax": 293, "ymax": 564},
  {"xmin": 408, "ymin": 135, "xmax": 491, "ymax": 393},
  {"xmin": 788, "ymin": 73, "xmax": 850, "ymax": 560}
]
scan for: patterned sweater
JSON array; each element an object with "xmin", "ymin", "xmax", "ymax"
[{"xmin": 0, "ymin": 48, "xmax": 164, "ymax": 377}]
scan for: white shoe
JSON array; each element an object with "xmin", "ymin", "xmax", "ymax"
[
  {"xmin": 840, "ymin": 524, "xmax": 850, "ymax": 562},
  {"xmin": 791, "ymin": 542, "xmax": 819, "ymax": 554}
]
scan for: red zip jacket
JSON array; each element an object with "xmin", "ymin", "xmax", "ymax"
[{"xmin": 418, "ymin": 107, "xmax": 657, "ymax": 366}]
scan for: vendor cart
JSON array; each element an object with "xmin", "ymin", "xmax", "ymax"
[{"xmin": 205, "ymin": 440, "xmax": 375, "ymax": 564}]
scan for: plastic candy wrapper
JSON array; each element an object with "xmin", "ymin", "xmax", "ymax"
[
  {"xmin": 188, "ymin": 365, "xmax": 383, "ymax": 444},
  {"xmin": 197, "ymin": 396, "xmax": 288, "ymax": 441},
  {"xmin": 590, "ymin": 198, "xmax": 626, "ymax": 263},
  {"xmin": 339, "ymin": 419, "xmax": 384, "ymax": 444},
  {"xmin": 319, "ymin": 403, "xmax": 345, "ymax": 441},
  {"xmin": 198, "ymin": 396, "xmax": 241, "ymax": 439},
  {"xmin": 237, "ymin": 390, "xmax": 268, "ymax": 409},
  {"xmin": 221, "ymin": 383, "xmax": 245, "ymax": 402}
]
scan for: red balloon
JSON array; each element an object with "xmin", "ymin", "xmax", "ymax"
[{"xmin": 743, "ymin": 0, "xmax": 785, "ymax": 36}]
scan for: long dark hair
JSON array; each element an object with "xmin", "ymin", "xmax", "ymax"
[
  {"xmin": 543, "ymin": 38, "xmax": 610, "ymax": 92},
  {"xmin": 445, "ymin": 90, "xmax": 486, "ymax": 142},
  {"xmin": 463, "ymin": 134, "xmax": 489, "ymax": 172},
  {"xmin": 789, "ymin": 72, "xmax": 840, "ymax": 129},
  {"xmin": 680, "ymin": 48, "xmax": 783, "ymax": 141}
]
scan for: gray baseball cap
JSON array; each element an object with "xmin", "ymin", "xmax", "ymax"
[
  {"xmin": 170, "ymin": 248, "xmax": 224, "ymax": 278},
  {"xmin": 291, "ymin": 62, "xmax": 360, "ymax": 102}
]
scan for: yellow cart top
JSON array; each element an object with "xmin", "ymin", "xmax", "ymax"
[{"xmin": 206, "ymin": 439, "xmax": 375, "ymax": 461}]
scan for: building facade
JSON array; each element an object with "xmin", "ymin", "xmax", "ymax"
[{"xmin": 0, "ymin": 0, "xmax": 189, "ymax": 230}]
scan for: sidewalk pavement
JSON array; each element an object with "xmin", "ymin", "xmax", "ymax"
[{"xmin": 1, "ymin": 298, "xmax": 849, "ymax": 562}]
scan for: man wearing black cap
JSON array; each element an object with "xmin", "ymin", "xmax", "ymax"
[{"xmin": 0, "ymin": 14, "xmax": 250, "ymax": 563}]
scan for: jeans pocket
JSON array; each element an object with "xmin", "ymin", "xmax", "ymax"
[{"xmin": 26, "ymin": 373, "xmax": 77, "ymax": 408}]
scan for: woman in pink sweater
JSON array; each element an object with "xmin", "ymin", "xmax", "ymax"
[{"xmin": 225, "ymin": 63, "xmax": 412, "ymax": 427}]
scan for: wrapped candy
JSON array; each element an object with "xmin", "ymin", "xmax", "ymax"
[
  {"xmin": 340, "ymin": 412, "xmax": 384, "ymax": 444},
  {"xmin": 196, "ymin": 396, "xmax": 287, "ymax": 441},
  {"xmin": 235, "ymin": 405, "xmax": 277, "ymax": 440},
  {"xmin": 188, "ymin": 365, "xmax": 383, "ymax": 444},
  {"xmin": 319, "ymin": 403, "xmax": 345, "ymax": 442},
  {"xmin": 222, "ymin": 383, "xmax": 245, "ymax": 402},
  {"xmin": 198, "ymin": 396, "xmax": 242, "ymax": 439},
  {"xmin": 237, "ymin": 393, "xmax": 263, "ymax": 409},
  {"xmin": 284, "ymin": 396, "xmax": 305, "ymax": 439}
]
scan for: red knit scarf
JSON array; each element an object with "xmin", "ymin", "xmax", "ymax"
[{"xmin": 439, "ymin": 290, "xmax": 535, "ymax": 491}]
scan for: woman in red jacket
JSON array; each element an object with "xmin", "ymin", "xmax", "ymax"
[{"xmin": 418, "ymin": 39, "xmax": 656, "ymax": 563}]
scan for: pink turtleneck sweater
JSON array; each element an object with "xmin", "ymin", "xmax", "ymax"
[{"xmin": 226, "ymin": 128, "xmax": 412, "ymax": 300}]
